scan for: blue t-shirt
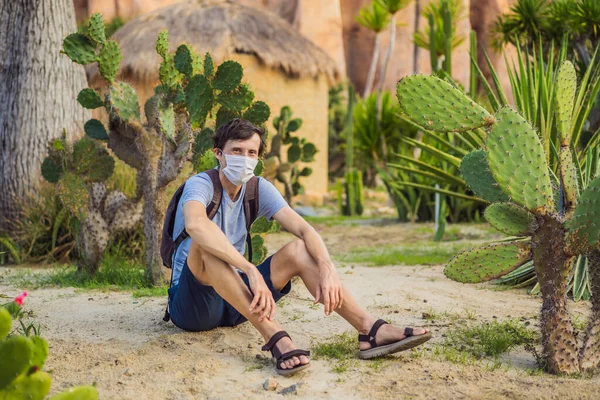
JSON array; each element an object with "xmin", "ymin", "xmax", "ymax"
[{"xmin": 171, "ymin": 171, "xmax": 288, "ymax": 285}]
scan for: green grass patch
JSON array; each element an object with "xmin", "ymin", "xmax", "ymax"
[
  {"xmin": 312, "ymin": 332, "xmax": 358, "ymax": 374},
  {"xmin": 335, "ymin": 242, "xmax": 476, "ymax": 266},
  {"xmin": 8, "ymin": 253, "xmax": 163, "ymax": 294},
  {"xmin": 443, "ymin": 319, "xmax": 537, "ymax": 359},
  {"xmin": 303, "ymin": 215, "xmax": 378, "ymax": 227}
]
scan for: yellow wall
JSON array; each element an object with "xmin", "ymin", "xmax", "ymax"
[{"xmin": 231, "ymin": 54, "xmax": 329, "ymax": 196}]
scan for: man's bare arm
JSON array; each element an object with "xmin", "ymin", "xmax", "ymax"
[{"xmin": 183, "ymin": 201, "xmax": 256, "ymax": 274}]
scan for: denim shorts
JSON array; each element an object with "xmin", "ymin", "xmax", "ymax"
[{"xmin": 168, "ymin": 255, "xmax": 291, "ymax": 332}]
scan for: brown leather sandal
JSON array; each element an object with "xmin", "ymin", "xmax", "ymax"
[
  {"xmin": 262, "ymin": 331, "xmax": 311, "ymax": 376},
  {"xmin": 358, "ymin": 319, "xmax": 432, "ymax": 359}
]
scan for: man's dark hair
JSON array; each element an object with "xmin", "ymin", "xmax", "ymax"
[{"xmin": 213, "ymin": 118, "xmax": 266, "ymax": 156}]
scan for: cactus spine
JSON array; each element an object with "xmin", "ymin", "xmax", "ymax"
[{"xmin": 397, "ymin": 60, "xmax": 600, "ymax": 374}]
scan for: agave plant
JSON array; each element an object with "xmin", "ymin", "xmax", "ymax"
[
  {"xmin": 61, "ymin": 14, "xmax": 270, "ymax": 283},
  {"xmin": 397, "ymin": 59, "xmax": 600, "ymax": 374}
]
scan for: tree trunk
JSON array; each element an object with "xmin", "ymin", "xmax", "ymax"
[
  {"xmin": 140, "ymin": 164, "xmax": 166, "ymax": 285},
  {"xmin": 532, "ymin": 214, "xmax": 580, "ymax": 374},
  {"xmin": 0, "ymin": 0, "xmax": 89, "ymax": 233},
  {"xmin": 579, "ymin": 249, "xmax": 600, "ymax": 371},
  {"xmin": 363, "ymin": 34, "xmax": 381, "ymax": 98}
]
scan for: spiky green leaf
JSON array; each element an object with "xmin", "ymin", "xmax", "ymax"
[
  {"xmin": 484, "ymin": 203, "xmax": 537, "ymax": 236},
  {"xmin": 77, "ymin": 88, "xmax": 104, "ymax": 109},
  {"xmin": 174, "ymin": 44, "xmax": 193, "ymax": 77},
  {"xmin": 98, "ymin": 40, "xmax": 122, "ymax": 83},
  {"xmin": 63, "ymin": 33, "xmax": 97, "ymax": 65},
  {"xmin": 301, "ymin": 143, "xmax": 317, "ymax": 162},
  {"xmin": 84, "ymin": 119, "xmax": 109, "ymax": 140},
  {"xmin": 156, "ymin": 30, "xmax": 169, "ymax": 59},
  {"xmin": 444, "ymin": 239, "xmax": 532, "ymax": 283},
  {"xmin": 287, "ymin": 144, "xmax": 301, "ymax": 163},
  {"xmin": 204, "ymin": 53, "xmax": 214, "ymax": 78},
  {"xmin": 213, "ymin": 60, "xmax": 243, "ymax": 91},
  {"xmin": 108, "ymin": 82, "xmax": 140, "ymax": 121},
  {"xmin": 568, "ymin": 175, "xmax": 600, "ymax": 249},
  {"xmin": 185, "ymin": 74, "xmax": 214, "ymax": 128},
  {"xmin": 460, "ymin": 150, "xmax": 509, "ymax": 203},
  {"xmin": 87, "ymin": 13, "xmax": 106, "ymax": 45},
  {"xmin": 243, "ymin": 101, "xmax": 270, "ymax": 125},
  {"xmin": 216, "ymin": 84, "xmax": 254, "ymax": 111}
]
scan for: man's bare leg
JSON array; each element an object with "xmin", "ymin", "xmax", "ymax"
[
  {"xmin": 187, "ymin": 242, "xmax": 308, "ymax": 370},
  {"xmin": 270, "ymin": 240, "xmax": 429, "ymax": 351}
]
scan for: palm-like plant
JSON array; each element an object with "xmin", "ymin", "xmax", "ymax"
[
  {"xmin": 413, "ymin": 0, "xmax": 465, "ymax": 62},
  {"xmin": 356, "ymin": 1, "xmax": 391, "ymax": 97}
]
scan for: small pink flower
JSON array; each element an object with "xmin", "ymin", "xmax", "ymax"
[{"xmin": 14, "ymin": 292, "xmax": 27, "ymax": 306}]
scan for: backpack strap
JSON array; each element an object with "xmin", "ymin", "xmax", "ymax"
[
  {"xmin": 173, "ymin": 169, "xmax": 223, "ymax": 247},
  {"xmin": 244, "ymin": 176, "xmax": 260, "ymax": 263}
]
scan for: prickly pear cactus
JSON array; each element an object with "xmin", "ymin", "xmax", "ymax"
[
  {"xmin": 40, "ymin": 134, "xmax": 141, "ymax": 275},
  {"xmin": 263, "ymin": 107, "xmax": 316, "ymax": 204},
  {"xmin": 397, "ymin": 61, "xmax": 600, "ymax": 375},
  {"xmin": 61, "ymin": 15, "xmax": 271, "ymax": 283},
  {"xmin": 0, "ymin": 312, "xmax": 97, "ymax": 399}
]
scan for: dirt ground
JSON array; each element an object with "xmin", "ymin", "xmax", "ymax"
[{"xmin": 2, "ymin": 222, "xmax": 599, "ymax": 399}]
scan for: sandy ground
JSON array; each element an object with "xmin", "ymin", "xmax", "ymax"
[{"xmin": 2, "ymin": 222, "xmax": 600, "ymax": 399}]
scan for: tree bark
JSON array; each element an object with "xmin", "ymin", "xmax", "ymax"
[
  {"xmin": 363, "ymin": 34, "xmax": 381, "ymax": 98},
  {"xmin": 533, "ymin": 214, "xmax": 580, "ymax": 374},
  {"xmin": 0, "ymin": 0, "xmax": 89, "ymax": 233},
  {"xmin": 139, "ymin": 164, "xmax": 166, "ymax": 285}
]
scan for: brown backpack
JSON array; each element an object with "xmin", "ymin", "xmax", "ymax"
[{"xmin": 160, "ymin": 169, "xmax": 259, "ymax": 322}]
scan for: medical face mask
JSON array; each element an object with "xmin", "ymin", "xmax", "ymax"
[{"xmin": 220, "ymin": 153, "xmax": 258, "ymax": 185}]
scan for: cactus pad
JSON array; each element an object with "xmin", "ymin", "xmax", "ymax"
[
  {"xmin": 87, "ymin": 13, "xmax": 106, "ymax": 45},
  {"xmin": 0, "ymin": 336, "xmax": 34, "ymax": 389},
  {"xmin": 287, "ymin": 144, "xmax": 301, "ymax": 163},
  {"xmin": 185, "ymin": 75, "xmax": 214, "ymax": 128},
  {"xmin": 57, "ymin": 173, "xmax": 89, "ymax": 220},
  {"xmin": 396, "ymin": 75, "xmax": 494, "ymax": 132},
  {"xmin": 108, "ymin": 82, "xmax": 140, "ymax": 121},
  {"xmin": 0, "ymin": 308, "xmax": 11, "ymax": 340},
  {"xmin": 242, "ymin": 101, "xmax": 270, "ymax": 126},
  {"xmin": 194, "ymin": 150, "xmax": 218, "ymax": 172},
  {"xmin": 174, "ymin": 44, "xmax": 193, "ymax": 77},
  {"xmin": 84, "ymin": 119, "xmax": 109, "ymax": 141},
  {"xmin": 0, "ymin": 371, "xmax": 52, "ymax": 400},
  {"xmin": 459, "ymin": 150, "xmax": 509, "ymax": 203},
  {"xmin": 63, "ymin": 33, "xmax": 97, "ymax": 65},
  {"xmin": 568, "ymin": 175, "xmax": 600, "ymax": 249},
  {"xmin": 556, "ymin": 61, "xmax": 577, "ymax": 145},
  {"xmin": 250, "ymin": 234, "xmax": 267, "ymax": 265},
  {"xmin": 73, "ymin": 138, "xmax": 115, "ymax": 182},
  {"xmin": 287, "ymin": 119, "xmax": 302, "ymax": 132},
  {"xmin": 213, "ymin": 61, "xmax": 243, "ymax": 92},
  {"xmin": 158, "ymin": 102, "xmax": 175, "ymax": 141},
  {"xmin": 216, "ymin": 108, "xmax": 240, "ymax": 130},
  {"xmin": 559, "ymin": 146, "xmax": 579, "ymax": 210},
  {"xmin": 29, "ymin": 336, "xmax": 49, "ymax": 370},
  {"xmin": 484, "ymin": 203, "xmax": 536, "ymax": 236},
  {"xmin": 159, "ymin": 56, "xmax": 183, "ymax": 89},
  {"xmin": 250, "ymin": 217, "xmax": 274, "ymax": 234},
  {"xmin": 444, "ymin": 239, "xmax": 532, "ymax": 283},
  {"xmin": 48, "ymin": 386, "xmax": 99, "ymax": 400},
  {"xmin": 216, "ymin": 83, "xmax": 254, "ymax": 112},
  {"xmin": 156, "ymin": 30, "xmax": 169, "ymax": 59},
  {"xmin": 41, "ymin": 157, "xmax": 63, "ymax": 183},
  {"xmin": 204, "ymin": 53, "xmax": 214, "ymax": 78},
  {"xmin": 487, "ymin": 107, "xmax": 554, "ymax": 213},
  {"xmin": 98, "ymin": 40, "xmax": 122, "ymax": 83},
  {"xmin": 301, "ymin": 143, "xmax": 317, "ymax": 162},
  {"xmin": 193, "ymin": 128, "xmax": 214, "ymax": 159},
  {"xmin": 77, "ymin": 89, "xmax": 104, "ymax": 109}
]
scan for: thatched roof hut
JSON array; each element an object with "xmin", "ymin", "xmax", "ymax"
[{"xmin": 90, "ymin": 0, "xmax": 337, "ymax": 198}]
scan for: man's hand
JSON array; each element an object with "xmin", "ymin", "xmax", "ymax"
[
  {"xmin": 247, "ymin": 268, "xmax": 276, "ymax": 322},
  {"xmin": 314, "ymin": 265, "xmax": 344, "ymax": 315}
]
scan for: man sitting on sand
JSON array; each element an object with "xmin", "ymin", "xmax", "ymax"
[{"xmin": 167, "ymin": 119, "xmax": 431, "ymax": 376}]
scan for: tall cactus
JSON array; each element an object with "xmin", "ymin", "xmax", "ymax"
[
  {"xmin": 397, "ymin": 60, "xmax": 600, "ymax": 374},
  {"xmin": 262, "ymin": 107, "xmax": 316, "ymax": 204},
  {"xmin": 61, "ymin": 15, "xmax": 270, "ymax": 283},
  {"xmin": 340, "ymin": 84, "xmax": 364, "ymax": 216}
]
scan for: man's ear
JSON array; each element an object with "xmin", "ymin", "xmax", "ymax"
[{"xmin": 213, "ymin": 148, "xmax": 223, "ymax": 167}]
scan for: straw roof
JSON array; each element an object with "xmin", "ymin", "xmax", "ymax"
[{"xmin": 89, "ymin": 0, "xmax": 339, "ymax": 84}]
